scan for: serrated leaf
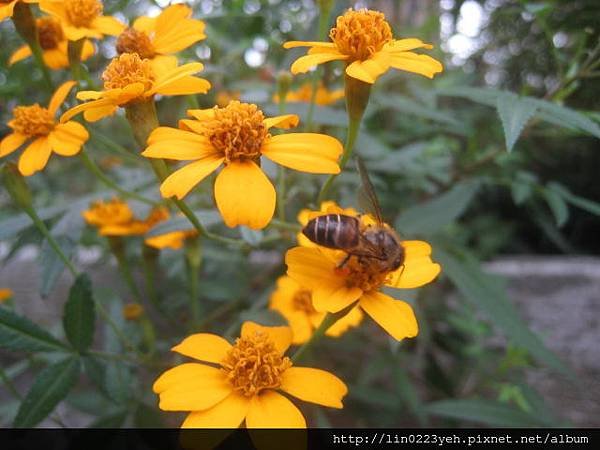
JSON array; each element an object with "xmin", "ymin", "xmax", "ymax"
[
  {"xmin": 395, "ymin": 181, "xmax": 480, "ymax": 235},
  {"xmin": 542, "ymin": 186, "xmax": 569, "ymax": 227},
  {"xmin": 425, "ymin": 399, "xmax": 551, "ymax": 427},
  {"xmin": 63, "ymin": 274, "xmax": 95, "ymax": 352},
  {"xmin": 496, "ymin": 94, "xmax": 538, "ymax": 152},
  {"xmin": 0, "ymin": 308, "xmax": 67, "ymax": 353},
  {"xmin": 40, "ymin": 235, "xmax": 76, "ymax": 298},
  {"xmin": 531, "ymin": 98, "xmax": 600, "ymax": 138},
  {"xmin": 435, "ymin": 247, "xmax": 568, "ymax": 375},
  {"xmin": 13, "ymin": 357, "xmax": 80, "ymax": 427}
]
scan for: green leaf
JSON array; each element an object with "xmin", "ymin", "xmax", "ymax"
[
  {"xmin": 395, "ymin": 181, "xmax": 480, "ymax": 235},
  {"xmin": 374, "ymin": 94, "xmax": 462, "ymax": 127},
  {"xmin": 435, "ymin": 247, "xmax": 568, "ymax": 375},
  {"xmin": 104, "ymin": 362, "xmax": 132, "ymax": 404},
  {"xmin": 63, "ymin": 274, "xmax": 95, "ymax": 353},
  {"xmin": 40, "ymin": 235, "xmax": 76, "ymax": 298},
  {"xmin": 13, "ymin": 357, "xmax": 80, "ymax": 427},
  {"xmin": 547, "ymin": 182, "xmax": 600, "ymax": 216},
  {"xmin": 425, "ymin": 398, "xmax": 550, "ymax": 427},
  {"xmin": 542, "ymin": 185, "xmax": 569, "ymax": 227},
  {"xmin": 0, "ymin": 307, "xmax": 67, "ymax": 353},
  {"xmin": 496, "ymin": 94, "xmax": 538, "ymax": 152}
]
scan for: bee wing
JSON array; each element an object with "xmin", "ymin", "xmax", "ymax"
[{"xmin": 356, "ymin": 156, "xmax": 385, "ymax": 225}]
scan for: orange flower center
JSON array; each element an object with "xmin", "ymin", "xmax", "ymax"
[
  {"xmin": 37, "ymin": 17, "xmax": 64, "ymax": 50},
  {"xmin": 84, "ymin": 199, "xmax": 134, "ymax": 227},
  {"xmin": 64, "ymin": 0, "xmax": 102, "ymax": 28},
  {"xmin": 11, "ymin": 105, "xmax": 55, "ymax": 137},
  {"xmin": 116, "ymin": 28, "xmax": 156, "ymax": 60},
  {"xmin": 221, "ymin": 331, "xmax": 292, "ymax": 397},
  {"xmin": 200, "ymin": 101, "xmax": 268, "ymax": 164},
  {"xmin": 292, "ymin": 289, "xmax": 317, "ymax": 314},
  {"xmin": 330, "ymin": 9, "xmax": 393, "ymax": 60},
  {"xmin": 337, "ymin": 255, "xmax": 391, "ymax": 292},
  {"xmin": 102, "ymin": 53, "xmax": 155, "ymax": 91}
]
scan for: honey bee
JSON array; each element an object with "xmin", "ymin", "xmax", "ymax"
[{"xmin": 302, "ymin": 157, "xmax": 405, "ymax": 273}]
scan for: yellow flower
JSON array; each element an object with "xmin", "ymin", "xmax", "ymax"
[
  {"xmin": 0, "ymin": 0, "xmax": 36, "ymax": 22},
  {"xmin": 0, "ymin": 81, "xmax": 89, "ymax": 176},
  {"xmin": 283, "ymin": 8, "xmax": 443, "ymax": 84},
  {"xmin": 60, "ymin": 52, "xmax": 210, "ymax": 123},
  {"xmin": 0, "ymin": 288, "xmax": 14, "ymax": 303},
  {"xmin": 9, "ymin": 16, "xmax": 94, "ymax": 69},
  {"xmin": 123, "ymin": 303, "xmax": 144, "ymax": 320},
  {"xmin": 144, "ymin": 229, "xmax": 197, "ymax": 250},
  {"xmin": 274, "ymin": 82, "xmax": 344, "ymax": 106},
  {"xmin": 82, "ymin": 198, "xmax": 168, "ymax": 237},
  {"xmin": 141, "ymin": 101, "xmax": 343, "ymax": 229},
  {"xmin": 296, "ymin": 200, "xmax": 359, "ymax": 247},
  {"xmin": 269, "ymin": 275, "xmax": 363, "ymax": 344},
  {"xmin": 153, "ymin": 321, "xmax": 348, "ymax": 428},
  {"xmin": 116, "ymin": 4, "xmax": 205, "ymax": 71},
  {"xmin": 285, "ymin": 210, "xmax": 441, "ymax": 341},
  {"xmin": 39, "ymin": 0, "xmax": 125, "ymax": 41}
]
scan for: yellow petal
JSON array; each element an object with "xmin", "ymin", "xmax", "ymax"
[
  {"xmin": 81, "ymin": 40, "xmax": 95, "ymax": 61},
  {"xmin": 9, "ymin": 45, "xmax": 31, "ymax": 66},
  {"xmin": 43, "ymin": 48, "xmax": 69, "ymax": 69},
  {"xmin": 39, "ymin": 1, "xmax": 67, "ymax": 21},
  {"xmin": 263, "ymin": 114, "xmax": 299, "ymax": 130},
  {"xmin": 48, "ymin": 81, "xmax": 77, "ymax": 116},
  {"xmin": 384, "ymin": 38, "xmax": 434, "ymax": 52},
  {"xmin": 214, "ymin": 161, "xmax": 276, "ymax": 230},
  {"xmin": 147, "ymin": 126, "xmax": 205, "ymax": 145},
  {"xmin": 387, "ymin": 52, "xmax": 444, "ymax": 79},
  {"xmin": 241, "ymin": 321, "xmax": 292, "ymax": 355},
  {"xmin": 279, "ymin": 367, "xmax": 347, "ymax": 408},
  {"xmin": 283, "ymin": 41, "xmax": 335, "ymax": 49},
  {"xmin": 48, "ymin": 121, "xmax": 89, "ymax": 156},
  {"xmin": 149, "ymin": 62, "xmax": 206, "ymax": 95},
  {"xmin": 153, "ymin": 76, "xmax": 211, "ymax": 96},
  {"xmin": 60, "ymin": 98, "xmax": 114, "ymax": 123},
  {"xmin": 154, "ymin": 4, "xmax": 193, "ymax": 37},
  {"xmin": 153, "ymin": 363, "xmax": 232, "ymax": 411},
  {"xmin": 386, "ymin": 240, "xmax": 441, "ymax": 289},
  {"xmin": 143, "ymin": 127, "xmax": 216, "ymax": 160},
  {"xmin": 83, "ymin": 104, "xmax": 119, "ymax": 122},
  {"xmin": 0, "ymin": 133, "xmax": 27, "ymax": 157},
  {"xmin": 359, "ymin": 291, "xmax": 418, "ymax": 340},
  {"xmin": 345, "ymin": 52, "xmax": 391, "ymax": 84},
  {"xmin": 152, "ymin": 5, "xmax": 205, "ymax": 54},
  {"xmin": 18, "ymin": 137, "xmax": 51, "ymax": 176},
  {"xmin": 0, "ymin": 2, "xmax": 17, "ymax": 22},
  {"xmin": 181, "ymin": 393, "xmax": 249, "ymax": 428},
  {"xmin": 290, "ymin": 51, "xmax": 348, "ymax": 74},
  {"xmin": 63, "ymin": 24, "xmax": 100, "ymax": 40},
  {"xmin": 76, "ymin": 90, "xmax": 104, "ymax": 101},
  {"xmin": 246, "ymin": 391, "xmax": 306, "ymax": 428},
  {"xmin": 159, "ymin": 155, "xmax": 224, "ymax": 200},
  {"xmin": 325, "ymin": 306, "xmax": 363, "ymax": 337},
  {"xmin": 187, "ymin": 108, "xmax": 216, "ymax": 121},
  {"xmin": 171, "ymin": 333, "xmax": 232, "ymax": 364},
  {"xmin": 91, "ymin": 16, "xmax": 126, "ymax": 36},
  {"xmin": 261, "ymin": 133, "xmax": 342, "ymax": 174}
]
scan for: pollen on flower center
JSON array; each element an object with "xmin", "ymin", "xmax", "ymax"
[
  {"xmin": 292, "ymin": 289, "xmax": 317, "ymax": 314},
  {"xmin": 11, "ymin": 105, "xmax": 55, "ymax": 137},
  {"xmin": 116, "ymin": 28, "xmax": 156, "ymax": 60},
  {"xmin": 337, "ymin": 256, "xmax": 391, "ymax": 292},
  {"xmin": 64, "ymin": 0, "xmax": 103, "ymax": 28},
  {"xmin": 102, "ymin": 53, "xmax": 155, "ymax": 91},
  {"xmin": 221, "ymin": 330, "xmax": 292, "ymax": 397},
  {"xmin": 202, "ymin": 101, "xmax": 268, "ymax": 164},
  {"xmin": 37, "ymin": 17, "xmax": 64, "ymax": 50},
  {"xmin": 329, "ymin": 9, "xmax": 393, "ymax": 60}
]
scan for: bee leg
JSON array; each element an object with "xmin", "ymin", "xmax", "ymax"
[{"xmin": 337, "ymin": 253, "xmax": 352, "ymax": 269}]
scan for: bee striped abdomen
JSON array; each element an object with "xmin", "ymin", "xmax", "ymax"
[{"xmin": 302, "ymin": 214, "xmax": 360, "ymax": 250}]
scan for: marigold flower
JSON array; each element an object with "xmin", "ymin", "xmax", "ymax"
[
  {"xmin": 0, "ymin": 81, "xmax": 89, "ymax": 176},
  {"xmin": 283, "ymin": 8, "xmax": 443, "ymax": 84},
  {"xmin": 285, "ymin": 208, "xmax": 441, "ymax": 341},
  {"xmin": 144, "ymin": 229, "xmax": 197, "ymax": 250},
  {"xmin": 141, "ymin": 101, "xmax": 343, "ymax": 229},
  {"xmin": 273, "ymin": 82, "xmax": 344, "ymax": 106},
  {"xmin": 0, "ymin": 0, "xmax": 36, "ymax": 22},
  {"xmin": 123, "ymin": 303, "xmax": 144, "ymax": 320},
  {"xmin": 0, "ymin": 288, "xmax": 14, "ymax": 303},
  {"xmin": 82, "ymin": 198, "xmax": 168, "ymax": 237},
  {"xmin": 60, "ymin": 52, "xmax": 210, "ymax": 123},
  {"xmin": 116, "ymin": 4, "xmax": 205, "ymax": 70},
  {"xmin": 9, "ymin": 16, "xmax": 94, "ymax": 69},
  {"xmin": 270, "ymin": 275, "xmax": 363, "ymax": 344},
  {"xmin": 153, "ymin": 321, "xmax": 348, "ymax": 428},
  {"xmin": 39, "ymin": 0, "xmax": 125, "ymax": 41}
]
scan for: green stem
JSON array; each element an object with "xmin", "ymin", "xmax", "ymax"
[
  {"xmin": 24, "ymin": 206, "xmax": 77, "ymax": 277},
  {"xmin": 141, "ymin": 244, "xmax": 160, "ymax": 312},
  {"xmin": 291, "ymin": 302, "xmax": 357, "ymax": 363},
  {"xmin": 67, "ymin": 39, "xmax": 85, "ymax": 84},
  {"xmin": 108, "ymin": 237, "xmax": 142, "ymax": 302},
  {"xmin": 80, "ymin": 148, "xmax": 157, "ymax": 205},
  {"xmin": 29, "ymin": 42, "xmax": 53, "ymax": 91},
  {"xmin": 317, "ymin": 115, "xmax": 362, "ymax": 204},
  {"xmin": 0, "ymin": 366, "xmax": 22, "ymax": 400},
  {"xmin": 185, "ymin": 237, "xmax": 202, "ymax": 331}
]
